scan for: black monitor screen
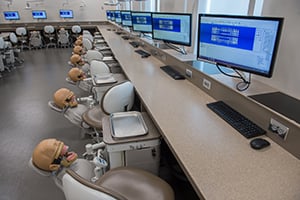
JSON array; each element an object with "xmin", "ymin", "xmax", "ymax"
[
  {"xmin": 121, "ymin": 11, "xmax": 132, "ymax": 27},
  {"xmin": 60, "ymin": 9, "xmax": 73, "ymax": 18},
  {"xmin": 115, "ymin": 10, "xmax": 122, "ymax": 24},
  {"xmin": 106, "ymin": 10, "xmax": 111, "ymax": 20},
  {"xmin": 152, "ymin": 12, "xmax": 192, "ymax": 46},
  {"xmin": 3, "ymin": 11, "xmax": 20, "ymax": 20},
  {"xmin": 131, "ymin": 11, "xmax": 152, "ymax": 33},
  {"xmin": 32, "ymin": 10, "xmax": 47, "ymax": 19},
  {"xmin": 197, "ymin": 14, "xmax": 284, "ymax": 78}
]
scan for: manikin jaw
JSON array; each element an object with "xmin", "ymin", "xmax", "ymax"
[
  {"xmin": 60, "ymin": 145, "xmax": 78, "ymax": 168},
  {"xmin": 65, "ymin": 92, "xmax": 78, "ymax": 107}
]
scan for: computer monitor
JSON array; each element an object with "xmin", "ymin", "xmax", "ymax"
[
  {"xmin": 121, "ymin": 10, "xmax": 132, "ymax": 27},
  {"xmin": 152, "ymin": 12, "xmax": 192, "ymax": 46},
  {"xmin": 110, "ymin": 10, "xmax": 115, "ymax": 21},
  {"xmin": 3, "ymin": 11, "xmax": 20, "ymax": 20},
  {"xmin": 59, "ymin": 9, "xmax": 73, "ymax": 18},
  {"xmin": 32, "ymin": 10, "xmax": 47, "ymax": 19},
  {"xmin": 197, "ymin": 14, "xmax": 284, "ymax": 78},
  {"xmin": 106, "ymin": 10, "xmax": 111, "ymax": 20},
  {"xmin": 115, "ymin": 10, "xmax": 122, "ymax": 24},
  {"xmin": 131, "ymin": 11, "xmax": 152, "ymax": 33}
]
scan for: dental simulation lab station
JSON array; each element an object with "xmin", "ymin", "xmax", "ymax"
[{"xmin": 0, "ymin": 0, "xmax": 299, "ymax": 200}]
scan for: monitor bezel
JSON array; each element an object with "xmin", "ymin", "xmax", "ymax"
[
  {"xmin": 131, "ymin": 11, "xmax": 153, "ymax": 33},
  {"xmin": 151, "ymin": 12, "xmax": 192, "ymax": 46},
  {"xmin": 120, "ymin": 10, "xmax": 132, "ymax": 27},
  {"xmin": 32, "ymin": 10, "xmax": 47, "ymax": 19},
  {"xmin": 3, "ymin": 11, "xmax": 20, "ymax": 20},
  {"xmin": 197, "ymin": 13, "xmax": 284, "ymax": 78},
  {"xmin": 59, "ymin": 9, "xmax": 74, "ymax": 19}
]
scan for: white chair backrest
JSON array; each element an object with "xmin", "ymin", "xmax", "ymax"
[
  {"xmin": 4, "ymin": 41, "xmax": 12, "ymax": 49},
  {"xmin": 90, "ymin": 60, "xmax": 110, "ymax": 76},
  {"xmin": 83, "ymin": 33, "xmax": 94, "ymax": 43},
  {"xmin": 72, "ymin": 25, "xmax": 81, "ymax": 34},
  {"xmin": 16, "ymin": 27, "xmax": 27, "ymax": 36},
  {"xmin": 0, "ymin": 37, "xmax": 4, "ymax": 49},
  {"xmin": 86, "ymin": 50, "xmax": 103, "ymax": 64},
  {"xmin": 101, "ymin": 81, "xmax": 135, "ymax": 114},
  {"xmin": 44, "ymin": 25, "xmax": 55, "ymax": 34},
  {"xmin": 82, "ymin": 38, "xmax": 93, "ymax": 51},
  {"xmin": 62, "ymin": 171, "xmax": 118, "ymax": 200},
  {"xmin": 9, "ymin": 33, "xmax": 18, "ymax": 44}
]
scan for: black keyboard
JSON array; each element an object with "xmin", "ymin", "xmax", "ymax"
[
  {"xmin": 207, "ymin": 101, "xmax": 266, "ymax": 139},
  {"xmin": 134, "ymin": 49, "xmax": 151, "ymax": 57},
  {"xmin": 160, "ymin": 65, "xmax": 185, "ymax": 80},
  {"xmin": 129, "ymin": 41, "xmax": 140, "ymax": 48}
]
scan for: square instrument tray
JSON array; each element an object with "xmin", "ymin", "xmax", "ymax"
[{"xmin": 110, "ymin": 111, "xmax": 148, "ymax": 138}]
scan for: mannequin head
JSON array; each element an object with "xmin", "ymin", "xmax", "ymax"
[
  {"xmin": 68, "ymin": 68, "xmax": 86, "ymax": 82},
  {"xmin": 70, "ymin": 54, "xmax": 85, "ymax": 66},
  {"xmin": 53, "ymin": 88, "xmax": 78, "ymax": 109},
  {"xmin": 73, "ymin": 45, "xmax": 84, "ymax": 55},
  {"xmin": 32, "ymin": 138, "xmax": 78, "ymax": 171},
  {"xmin": 74, "ymin": 39, "xmax": 82, "ymax": 46}
]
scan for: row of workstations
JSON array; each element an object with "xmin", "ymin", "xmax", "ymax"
[{"xmin": 97, "ymin": 22, "xmax": 300, "ymax": 200}]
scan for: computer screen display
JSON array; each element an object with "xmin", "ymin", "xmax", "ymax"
[
  {"xmin": 121, "ymin": 10, "xmax": 132, "ymax": 27},
  {"xmin": 3, "ymin": 11, "xmax": 20, "ymax": 20},
  {"xmin": 106, "ymin": 10, "xmax": 111, "ymax": 20},
  {"xmin": 110, "ymin": 10, "xmax": 115, "ymax": 21},
  {"xmin": 152, "ymin": 12, "xmax": 192, "ymax": 46},
  {"xmin": 197, "ymin": 14, "xmax": 283, "ymax": 78},
  {"xmin": 32, "ymin": 10, "xmax": 47, "ymax": 19},
  {"xmin": 115, "ymin": 10, "xmax": 122, "ymax": 24},
  {"xmin": 59, "ymin": 9, "xmax": 73, "ymax": 18},
  {"xmin": 131, "ymin": 11, "xmax": 152, "ymax": 33}
]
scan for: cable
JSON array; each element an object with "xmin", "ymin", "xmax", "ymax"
[{"xmin": 216, "ymin": 64, "xmax": 251, "ymax": 91}]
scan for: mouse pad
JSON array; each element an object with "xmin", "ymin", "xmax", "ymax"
[{"xmin": 249, "ymin": 92, "xmax": 300, "ymax": 124}]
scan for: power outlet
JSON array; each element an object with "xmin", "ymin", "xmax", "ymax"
[
  {"xmin": 203, "ymin": 78, "xmax": 211, "ymax": 90},
  {"xmin": 186, "ymin": 69, "xmax": 192, "ymax": 78},
  {"xmin": 269, "ymin": 118, "xmax": 289, "ymax": 140}
]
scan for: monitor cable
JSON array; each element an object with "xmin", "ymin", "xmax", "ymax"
[{"xmin": 216, "ymin": 64, "xmax": 251, "ymax": 91}]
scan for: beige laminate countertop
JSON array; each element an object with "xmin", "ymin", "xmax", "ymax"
[{"xmin": 99, "ymin": 26, "xmax": 300, "ymax": 200}]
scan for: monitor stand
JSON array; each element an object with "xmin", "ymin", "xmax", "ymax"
[{"xmin": 163, "ymin": 42, "xmax": 187, "ymax": 55}]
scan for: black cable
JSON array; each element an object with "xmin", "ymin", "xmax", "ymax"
[{"xmin": 216, "ymin": 64, "xmax": 251, "ymax": 91}]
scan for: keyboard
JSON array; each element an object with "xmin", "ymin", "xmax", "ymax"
[
  {"xmin": 160, "ymin": 65, "xmax": 185, "ymax": 80},
  {"xmin": 207, "ymin": 101, "xmax": 266, "ymax": 139},
  {"xmin": 129, "ymin": 41, "xmax": 140, "ymax": 48},
  {"xmin": 134, "ymin": 49, "xmax": 151, "ymax": 57}
]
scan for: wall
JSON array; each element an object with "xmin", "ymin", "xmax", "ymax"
[
  {"xmin": 0, "ymin": 0, "xmax": 108, "ymax": 23},
  {"xmin": 254, "ymin": 0, "xmax": 300, "ymax": 100}
]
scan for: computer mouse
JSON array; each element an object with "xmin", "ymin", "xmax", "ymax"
[{"xmin": 250, "ymin": 138, "xmax": 270, "ymax": 150}]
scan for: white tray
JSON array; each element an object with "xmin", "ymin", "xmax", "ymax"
[{"xmin": 110, "ymin": 111, "xmax": 148, "ymax": 138}]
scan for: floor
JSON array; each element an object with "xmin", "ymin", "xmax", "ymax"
[{"xmin": 0, "ymin": 48, "xmax": 199, "ymax": 200}]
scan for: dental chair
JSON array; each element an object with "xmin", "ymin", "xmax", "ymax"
[
  {"xmin": 82, "ymin": 80, "xmax": 135, "ymax": 134},
  {"xmin": 16, "ymin": 27, "xmax": 30, "ymax": 50},
  {"xmin": 9, "ymin": 32, "xmax": 24, "ymax": 64},
  {"xmin": 48, "ymin": 88, "xmax": 93, "ymax": 139},
  {"xmin": 57, "ymin": 27, "xmax": 70, "ymax": 48},
  {"xmin": 44, "ymin": 25, "xmax": 57, "ymax": 48},
  {"xmin": 72, "ymin": 25, "xmax": 82, "ymax": 42},
  {"xmin": 28, "ymin": 31, "xmax": 43, "ymax": 49},
  {"xmin": 30, "ymin": 138, "xmax": 175, "ymax": 200},
  {"xmin": 90, "ymin": 60, "xmax": 127, "ymax": 102}
]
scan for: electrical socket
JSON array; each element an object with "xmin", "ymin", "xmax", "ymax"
[
  {"xmin": 203, "ymin": 78, "xmax": 211, "ymax": 90},
  {"xmin": 269, "ymin": 118, "xmax": 289, "ymax": 140},
  {"xmin": 186, "ymin": 69, "xmax": 192, "ymax": 78}
]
